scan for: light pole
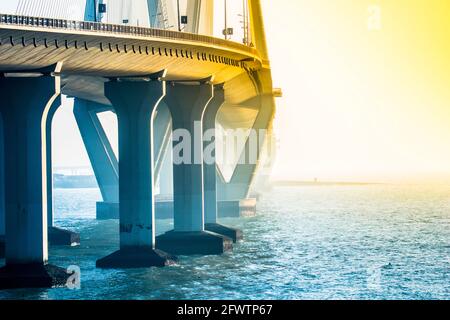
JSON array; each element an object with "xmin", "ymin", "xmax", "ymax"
[
  {"xmin": 224, "ymin": 0, "xmax": 228, "ymax": 40},
  {"xmin": 177, "ymin": 0, "xmax": 181, "ymax": 31}
]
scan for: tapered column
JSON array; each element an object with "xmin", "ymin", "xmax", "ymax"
[
  {"xmin": 0, "ymin": 115, "xmax": 4, "ymax": 258},
  {"xmin": 156, "ymin": 82, "xmax": 232, "ymax": 255},
  {"xmin": 203, "ymin": 86, "xmax": 225, "ymax": 225},
  {"xmin": 170, "ymin": 83, "xmax": 211, "ymax": 233},
  {"xmin": 96, "ymin": 78, "xmax": 175, "ymax": 269},
  {"xmin": 75, "ymin": 99, "xmax": 173, "ymax": 220},
  {"xmin": 203, "ymin": 86, "xmax": 243, "ymax": 242},
  {"xmin": 0, "ymin": 74, "xmax": 70, "ymax": 289}
]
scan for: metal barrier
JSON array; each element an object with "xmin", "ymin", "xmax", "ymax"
[{"xmin": 0, "ymin": 13, "xmax": 258, "ymax": 57}]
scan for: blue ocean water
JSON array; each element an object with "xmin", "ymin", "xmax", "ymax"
[{"xmin": 0, "ymin": 184, "xmax": 449, "ymax": 300}]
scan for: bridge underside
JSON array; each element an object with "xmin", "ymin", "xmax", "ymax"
[
  {"xmin": 0, "ymin": 9, "xmax": 277, "ymax": 288},
  {"xmin": 0, "ymin": 26, "xmax": 261, "ymax": 104}
]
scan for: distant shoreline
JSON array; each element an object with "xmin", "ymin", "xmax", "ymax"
[{"xmin": 272, "ymin": 181, "xmax": 385, "ymax": 187}]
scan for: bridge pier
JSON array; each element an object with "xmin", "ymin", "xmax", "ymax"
[
  {"xmin": 96, "ymin": 78, "xmax": 175, "ymax": 268},
  {"xmin": 156, "ymin": 82, "xmax": 233, "ymax": 255},
  {"xmin": 0, "ymin": 75, "xmax": 70, "ymax": 289},
  {"xmin": 0, "ymin": 116, "xmax": 4, "ymax": 259},
  {"xmin": 203, "ymin": 86, "xmax": 243, "ymax": 243}
]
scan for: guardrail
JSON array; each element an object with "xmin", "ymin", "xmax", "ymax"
[{"xmin": 0, "ymin": 13, "xmax": 258, "ymax": 57}]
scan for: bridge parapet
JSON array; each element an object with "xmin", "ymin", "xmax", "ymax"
[{"xmin": 0, "ymin": 13, "xmax": 259, "ymax": 61}]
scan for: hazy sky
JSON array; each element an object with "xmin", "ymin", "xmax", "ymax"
[
  {"xmin": 1, "ymin": 1, "xmax": 18, "ymax": 13},
  {"xmin": 262, "ymin": 0, "xmax": 450, "ymax": 183},
  {"xmin": 50, "ymin": 0, "xmax": 450, "ymax": 183}
]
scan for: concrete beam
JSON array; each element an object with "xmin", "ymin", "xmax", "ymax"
[
  {"xmin": 203, "ymin": 85, "xmax": 243, "ymax": 243},
  {"xmin": 0, "ymin": 73, "xmax": 70, "ymax": 288},
  {"xmin": 156, "ymin": 82, "xmax": 232, "ymax": 255},
  {"xmin": 96, "ymin": 79, "xmax": 175, "ymax": 268},
  {"xmin": 217, "ymin": 94, "xmax": 276, "ymax": 201},
  {"xmin": 153, "ymin": 102, "xmax": 172, "ymax": 182},
  {"xmin": 74, "ymin": 99, "xmax": 119, "ymax": 204}
]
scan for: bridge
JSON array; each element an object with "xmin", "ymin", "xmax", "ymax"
[{"xmin": 0, "ymin": 0, "xmax": 278, "ymax": 289}]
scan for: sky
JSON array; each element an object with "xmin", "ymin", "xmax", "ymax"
[
  {"xmin": 262, "ymin": 0, "xmax": 450, "ymax": 183},
  {"xmin": 47, "ymin": 0, "xmax": 450, "ymax": 183}
]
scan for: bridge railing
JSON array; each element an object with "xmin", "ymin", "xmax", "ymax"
[{"xmin": 0, "ymin": 13, "xmax": 258, "ymax": 57}]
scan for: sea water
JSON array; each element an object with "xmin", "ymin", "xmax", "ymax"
[{"xmin": 0, "ymin": 184, "xmax": 449, "ymax": 300}]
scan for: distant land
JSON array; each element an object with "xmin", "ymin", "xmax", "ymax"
[
  {"xmin": 272, "ymin": 180, "xmax": 385, "ymax": 187},
  {"xmin": 53, "ymin": 174, "xmax": 387, "ymax": 189},
  {"xmin": 53, "ymin": 174, "xmax": 98, "ymax": 189}
]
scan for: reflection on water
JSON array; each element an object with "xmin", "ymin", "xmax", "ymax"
[{"xmin": 0, "ymin": 185, "xmax": 449, "ymax": 300}]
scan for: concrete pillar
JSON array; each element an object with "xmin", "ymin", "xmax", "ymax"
[
  {"xmin": 156, "ymin": 82, "xmax": 233, "ymax": 255},
  {"xmin": 203, "ymin": 85, "xmax": 243, "ymax": 242},
  {"xmin": 77, "ymin": 100, "xmax": 173, "ymax": 220},
  {"xmin": 0, "ymin": 74, "xmax": 70, "ymax": 289},
  {"xmin": 96, "ymin": 78, "xmax": 175, "ymax": 269},
  {"xmin": 203, "ymin": 86, "xmax": 224, "ymax": 225},
  {"xmin": 73, "ymin": 99, "xmax": 119, "ymax": 220},
  {"xmin": 46, "ymin": 99, "xmax": 80, "ymax": 246},
  {"xmin": 0, "ymin": 114, "xmax": 4, "ymax": 258}
]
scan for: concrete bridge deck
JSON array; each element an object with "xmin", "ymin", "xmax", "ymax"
[{"xmin": 0, "ymin": 13, "xmax": 263, "ymax": 105}]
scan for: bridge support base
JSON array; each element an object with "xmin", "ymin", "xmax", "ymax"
[
  {"xmin": 156, "ymin": 231, "xmax": 232, "ymax": 256},
  {"xmin": 95, "ymin": 200, "xmax": 253, "ymax": 220},
  {"xmin": 48, "ymin": 227, "xmax": 80, "ymax": 246},
  {"xmin": 0, "ymin": 263, "xmax": 70, "ymax": 290},
  {"xmin": 96, "ymin": 247, "xmax": 176, "ymax": 269},
  {"xmin": 218, "ymin": 199, "xmax": 257, "ymax": 218},
  {"xmin": 205, "ymin": 224, "xmax": 243, "ymax": 243},
  {"xmin": 160, "ymin": 83, "xmax": 233, "ymax": 255}
]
